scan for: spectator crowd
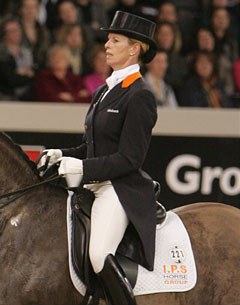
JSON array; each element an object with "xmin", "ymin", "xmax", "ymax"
[{"xmin": 0, "ymin": 0, "xmax": 239, "ymax": 108}]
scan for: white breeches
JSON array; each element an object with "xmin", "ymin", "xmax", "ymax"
[{"xmin": 85, "ymin": 181, "xmax": 129, "ymax": 273}]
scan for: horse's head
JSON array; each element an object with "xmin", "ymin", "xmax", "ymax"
[{"xmin": 0, "ymin": 132, "xmax": 40, "ymax": 193}]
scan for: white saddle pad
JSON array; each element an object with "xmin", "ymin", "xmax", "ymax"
[{"xmin": 66, "ymin": 192, "xmax": 197, "ymax": 297}]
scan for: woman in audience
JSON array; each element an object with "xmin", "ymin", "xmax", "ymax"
[
  {"xmin": 157, "ymin": 1, "xmax": 182, "ymax": 53},
  {"xmin": 18, "ymin": 0, "xmax": 50, "ymax": 70},
  {"xmin": 0, "ymin": 16, "xmax": 34, "ymax": 100},
  {"xmin": 144, "ymin": 48, "xmax": 178, "ymax": 107},
  {"xmin": 209, "ymin": 7, "xmax": 238, "ymax": 63},
  {"xmin": 83, "ymin": 44, "xmax": 111, "ymax": 97},
  {"xmin": 55, "ymin": 23, "xmax": 92, "ymax": 76},
  {"xmin": 56, "ymin": 0, "xmax": 80, "ymax": 26},
  {"xmin": 155, "ymin": 21, "xmax": 188, "ymax": 99},
  {"xmin": 179, "ymin": 50, "xmax": 230, "ymax": 107},
  {"xmin": 34, "ymin": 44, "xmax": 91, "ymax": 103}
]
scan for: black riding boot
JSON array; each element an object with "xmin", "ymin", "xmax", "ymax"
[{"xmin": 98, "ymin": 254, "xmax": 137, "ymax": 305}]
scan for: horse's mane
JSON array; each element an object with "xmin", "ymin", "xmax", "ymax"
[{"xmin": 0, "ymin": 132, "xmax": 40, "ymax": 178}]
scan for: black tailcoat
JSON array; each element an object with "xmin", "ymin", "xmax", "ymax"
[{"xmin": 63, "ymin": 76, "xmax": 157, "ymax": 270}]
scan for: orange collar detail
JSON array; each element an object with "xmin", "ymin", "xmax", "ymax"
[{"xmin": 121, "ymin": 72, "xmax": 142, "ymax": 88}]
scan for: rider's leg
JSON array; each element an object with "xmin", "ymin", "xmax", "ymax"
[{"xmin": 88, "ymin": 182, "xmax": 137, "ymax": 305}]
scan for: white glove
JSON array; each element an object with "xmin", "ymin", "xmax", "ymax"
[
  {"xmin": 44, "ymin": 149, "xmax": 63, "ymax": 167},
  {"xmin": 58, "ymin": 157, "xmax": 83, "ymax": 188}
]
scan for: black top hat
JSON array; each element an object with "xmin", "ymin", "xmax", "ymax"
[{"xmin": 101, "ymin": 11, "xmax": 157, "ymax": 63}]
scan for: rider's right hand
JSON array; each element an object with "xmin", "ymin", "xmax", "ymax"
[{"xmin": 43, "ymin": 149, "xmax": 63, "ymax": 167}]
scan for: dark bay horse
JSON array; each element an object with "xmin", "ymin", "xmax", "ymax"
[{"xmin": 0, "ymin": 132, "xmax": 239, "ymax": 305}]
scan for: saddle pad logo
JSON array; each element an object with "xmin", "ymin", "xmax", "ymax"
[
  {"xmin": 162, "ymin": 246, "xmax": 188, "ymax": 286},
  {"xmin": 134, "ymin": 211, "xmax": 197, "ymax": 295}
]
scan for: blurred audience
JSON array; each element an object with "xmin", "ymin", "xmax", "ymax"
[
  {"xmin": 0, "ymin": 0, "xmax": 239, "ymax": 106},
  {"xmin": 0, "ymin": 16, "xmax": 34, "ymax": 100},
  {"xmin": 108, "ymin": 0, "xmax": 142, "ymax": 21},
  {"xmin": 209, "ymin": 7, "xmax": 238, "ymax": 62},
  {"xmin": 56, "ymin": 0, "xmax": 80, "ymax": 26},
  {"xmin": 203, "ymin": 0, "xmax": 240, "ymax": 43},
  {"xmin": 55, "ymin": 23, "xmax": 92, "ymax": 75},
  {"xmin": 188, "ymin": 27, "xmax": 234, "ymax": 96},
  {"xmin": 83, "ymin": 44, "xmax": 111, "ymax": 97},
  {"xmin": 18, "ymin": 0, "xmax": 50, "ymax": 70},
  {"xmin": 156, "ymin": 1, "xmax": 182, "ymax": 53},
  {"xmin": 75, "ymin": 0, "xmax": 109, "ymax": 43},
  {"xmin": 155, "ymin": 21, "xmax": 189, "ymax": 99},
  {"xmin": 179, "ymin": 51, "xmax": 231, "ymax": 107},
  {"xmin": 144, "ymin": 49, "xmax": 178, "ymax": 108},
  {"xmin": 34, "ymin": 44, "xmax": 91, "ymax": 103},
  {"xmin": 0, "ymin": 0, "xmax": 19, "ymax": 17},
  {"xmin": 168, "ymin": 0, "xmax": 204, "ymax": 54}
]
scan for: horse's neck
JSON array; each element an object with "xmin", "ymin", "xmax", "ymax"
[{"xmin": 0, "ymin": 148, "xmax": 39, "ymax": 193}]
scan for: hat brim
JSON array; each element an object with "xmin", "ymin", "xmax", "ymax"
[{"xmin": 101, "ymin": 27, "xmax": 157, "ymax": 63}]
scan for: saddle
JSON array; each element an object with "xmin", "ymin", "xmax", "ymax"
[{"xmin": 70, "ymin": 181, "xmax": 166, "ymax": 302}]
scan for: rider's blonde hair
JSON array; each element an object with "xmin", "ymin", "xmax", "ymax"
[{"xmin": 128, "ymin": 38, "xmax": 150, "ymax": 61}]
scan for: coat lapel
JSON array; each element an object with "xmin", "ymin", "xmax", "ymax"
[{"xmin": 97, "ymin": 72, "xmax": 142, "ymax": 113}]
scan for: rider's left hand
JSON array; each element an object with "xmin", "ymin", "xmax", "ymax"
[{"xmin": 58, "ymin": 157, "xmax": 83, "ymax": 187}]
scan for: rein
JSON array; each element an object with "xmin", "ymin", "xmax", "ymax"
[
  {"xmin": 0, "ymin": 174, "xmax": 62, "ymax": 209},
  {"xmin": 0, "ymin": 151, "xmax": 63, "ymax": 209}
]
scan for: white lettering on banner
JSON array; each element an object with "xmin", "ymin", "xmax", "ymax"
[
  {"xmin": 166, "ymin": 154, "xmax": 240, "ymax": 196},
  {"xmin": 166, "ymin": 154, "xmax": 200, "ymax": 194}
]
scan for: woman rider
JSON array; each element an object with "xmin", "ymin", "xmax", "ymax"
[{"xmin": 45, "ymin": 11, "xmax": 158, "ymax": 305}]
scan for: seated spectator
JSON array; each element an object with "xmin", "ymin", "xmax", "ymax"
[
  {"xmin": 83, "ymin": 44, "xmax": 111, "ymax": 97},
  {"xmin": 209, "ymin": 7, "xmax": 238, "ymax": 63},
  {"xmin": 0, "ymin": 16, "xmax": 34, "ymax": 101},
  {"xmin": 56, "ymin": 0, "xmax": 80, "ymax": 27},
  {"xmin": 179, "ymin": 51, "xmax": 231, "ymax": 108},
  {"xmin": 188, "ymin": 27, "xmax": 234, "ymax": 96},
  {"xmin": 155, "ymin": 21, "xmax": 189, "ymax": 99},
  {"xmin": 34, "ymin": 44, "xmax": 91, "ymax": 103},
  {"xmin": 202, "ymin": 0, "xmax": 240, "ymax": 43},
  {"xmin": 164, "ymin": 0, "xmax": 203, "ymax": 54},
  {"xmin": 157, "ymin": 1, "xmax": 182, "ymax": 53},
  {"xmin": 144, "ymin": 49, "xmax": 178, "ymax": 107},
  {"xmin": 233, "ymin": 57, "xmax": 240, "ymax": 94},
  {"xmin": 18, "ymin": 0, "xmax": 50, "ymax": 70},
  {"xmin": 55, "ymin": 23, "xmax": 92, "ymax": 76},
  {"xmin": 75, "ymin": 0, "xmax": 109, "ymax": 43}
]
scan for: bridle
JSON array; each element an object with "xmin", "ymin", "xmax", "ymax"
[{"xmin": 0, "ymin": 151, "xmax": 62, "ymax": 209}]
